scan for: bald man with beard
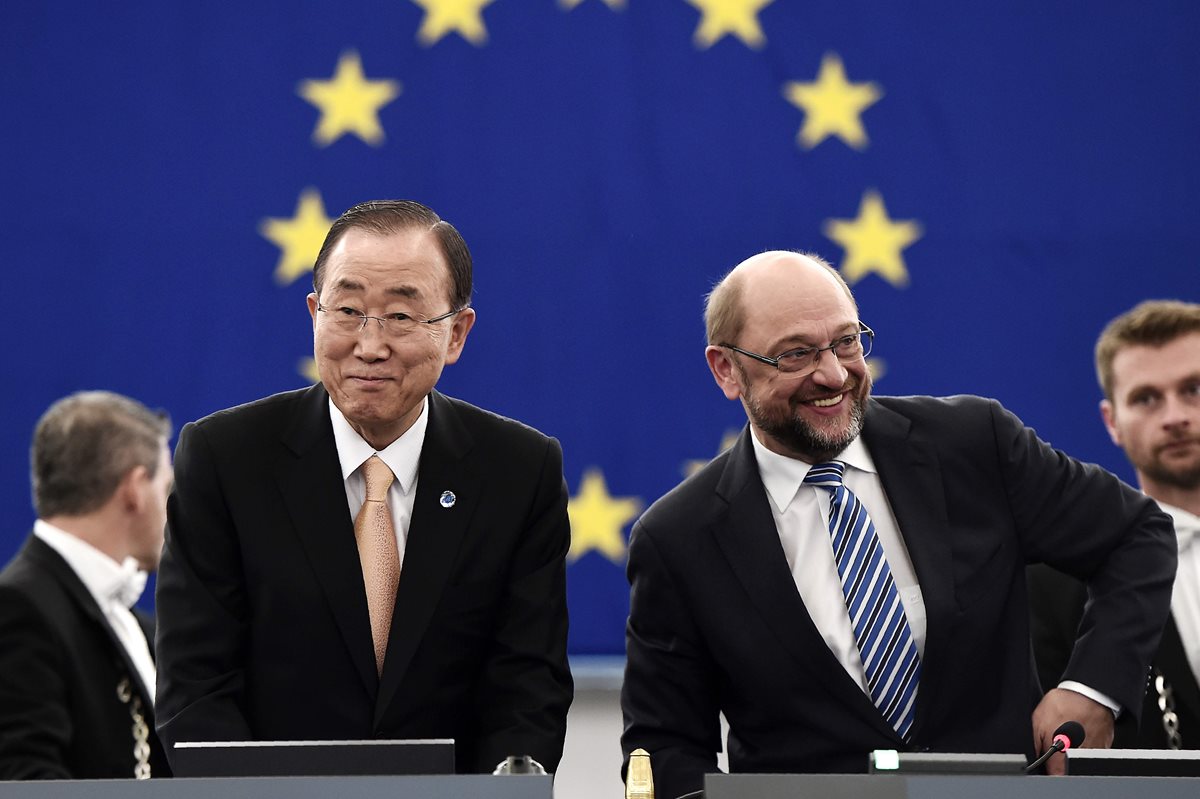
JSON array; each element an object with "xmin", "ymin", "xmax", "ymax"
[{"xmin": 620, "ymin": 251, "xmax": 1176, "ymax": 799}]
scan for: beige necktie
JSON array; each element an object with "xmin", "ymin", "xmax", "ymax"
[{"xmin": 354, "ymin": 455, "xmax": 399, "ymax": 675}]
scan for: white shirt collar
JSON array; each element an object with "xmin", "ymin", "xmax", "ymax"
[
  {"xmin": 328, "ymin": 395, "xmax": 428, "ymax": 494},
  {"xmin": 1156, "ymin": 500, "xmax": 1200, "ymax": 552},
  {"xmin": 750, "ymin": 428, "xmax": 877, "ymax": 514},
  {"xmin": 33, "ymin": 519, "xmax": 147, "ymax": 609}
]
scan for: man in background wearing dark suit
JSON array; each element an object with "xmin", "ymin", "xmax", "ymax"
[
  {"xmin": 620, "ymin": 250, "xmax": 1176, "ymax": 798},
  {"xmin": 0, "ymin": 391, "xmax": 173, "ymax": 779},
  {"xmin": 1031, "ymin": 300, "xmax": 1200, "ymax": 749},
  {"xmin": 155, "ymin": 200, "xmax": 572, "ymax": 775}
]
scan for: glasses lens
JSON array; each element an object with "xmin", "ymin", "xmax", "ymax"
[
  {"xmin": 324, "ymin": 309, "xmax": 365, "ymax": 334},
  {"xmin": 859, "ymin": 331, "xmax": 872, "ymax": 359},
  {"xmin": 776, "ymin": 350, "xmax": 817, "ymax": 374},
  {"xmin": 833, "ymin": 334, "xmax": 866, "ymax": 361},
  {"xmin": 382, "ymin": 317, "xmax": 418, "ymax": 337}
]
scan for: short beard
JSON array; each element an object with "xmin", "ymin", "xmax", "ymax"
[
  {"xmin": 1140, "ymin": 457, "xmax": 1200, "ymax": 492},
  {"xmin": 740, "ymin": 365, "xmax": 870, "ymax": 463}
]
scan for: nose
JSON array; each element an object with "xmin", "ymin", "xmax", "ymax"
[
  {"xmin": 1161, "ymin": 393, "xmax": 1194, "ymax": 431},
  {"xmin": 809, "ymin": 348, "xmax": 848, "ymax": 386},
  {"xmin": 353, "ymin": 318, "xmax": 391, "ymax": 361}
]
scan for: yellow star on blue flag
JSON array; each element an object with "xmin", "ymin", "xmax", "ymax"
[
  {"xmin": 568, "ymin": 468, "xmax": 642, "ymax": 564},
  {"xmin": 300, "ymin": 358, "xmax": 320, "ymax": 384},
  {"xmin": 411, "ymin": 0, "xmax": 495, "ymax": 46},
  {"xmin": 783, "ymin": 53, "xmax": 882, "ymax": 150},
  {"xmin": 824, "ymin": 190, "xmax": 922, "ymax": 288},
  {"xmin": 298, "ymin": 51, "xmax": 401, "ymax": 147},
  {"xmin": 260, "ymin": 188, "xmax": 334, "ymax": 285},
  {"xmin": 686, "ymin": 0, "xmax": 774, "ymax": 50}
]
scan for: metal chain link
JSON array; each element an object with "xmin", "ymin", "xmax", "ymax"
[
  {"xmin": 116, "ymin": 677, "xmax": 152, "ymax": 779},
  {"xmin": 1154, "ymin": 671, "xmax": 1183, "ymax": 750}
]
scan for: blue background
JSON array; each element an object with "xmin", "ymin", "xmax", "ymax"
[{"xmin": 2, "ymin": 1, "xmax": 1197, "ymax": 655}]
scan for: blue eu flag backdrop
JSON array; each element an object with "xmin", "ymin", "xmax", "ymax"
[{"xmin": 2, "ymin": 1, "xmax": 1197, "ymax": 654}]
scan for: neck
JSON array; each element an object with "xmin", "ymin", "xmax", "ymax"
[
  {"xmin": 41, "ymin": 511, "xmax": 128, "ymax": 565},
  {"xmin": 348, "ymin": 397, "xmax": 425, "ymax": 452},
  {"xmin": 1140, "ymin": 478, "xmax": 1200, "ymax": 518}
]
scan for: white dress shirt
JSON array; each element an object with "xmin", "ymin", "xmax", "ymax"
[
  {"xmin": 1161, "ymin": 502, "xmax": 1200, "ymax": 685},
  {"xmin": 750, "ymin": 431, "xmax": 927, "ymax": 694},
  {"xmin": 329, "ymin": 395, "xmax": 427, "ymax": 570},
  {"xmin": 33, "ymin": 520, "xmax": 157, "ymax": 704}
]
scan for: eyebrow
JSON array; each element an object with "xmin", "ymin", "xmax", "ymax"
[
  {"xmin": 328, "ymin": 278, "xmax": 421, "ymax": 299},
  {"xmin": 1122, "ymin": 372, "xmax": 1200, "ymax": 397},
  {"xmin": 768, "ymin": 323, "xmax": 860, "ymax": 352}
]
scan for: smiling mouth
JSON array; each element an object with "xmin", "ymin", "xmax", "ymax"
[{"xmin": 806, "ymin": 394, "xmax": 844, "ymax": 408}]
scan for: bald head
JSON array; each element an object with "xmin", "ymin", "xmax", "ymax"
[{"xmin": 704, "ymin": 250, "xmax": 856, "ymax": 346}]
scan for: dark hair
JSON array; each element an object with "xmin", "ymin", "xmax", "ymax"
[
  {"xmin": 312, "ymin": 200, "xmax": 473, "ymax": 310},
  {"xmin": 32, "ymin": 391, "xmax": 172, "ymax": 518},
  {"xmin": 1095, "ymin": 300, "xmax": 1200, "ymax": 400}
]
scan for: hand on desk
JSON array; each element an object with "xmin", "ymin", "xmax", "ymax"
[{"xmin": 1031, "ymin": 688, "xmax": 1114, "ymax": 776}]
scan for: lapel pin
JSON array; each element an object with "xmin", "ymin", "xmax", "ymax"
[{"xmin": 439, "ymin": 490, "xmax": 456, "ymax": 508}]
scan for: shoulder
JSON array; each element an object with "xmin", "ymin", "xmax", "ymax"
[
  {"xmin": 0, "ymin": 555, "xmax": 40, "ymax": 607},
  {"xmin": 188, "ymin": 386, "xmax": 315, "ymax": 437},
  {"xmin": 867, "ymin": 395, "xmax": 1045, "ymax": 475},
  {"xmin": 869, "ymin": 394, "xmax": 1024, "ymax": 439},
  {"xmin": 637, "ymin": 446, "xmax": 731, "ymax": 535},
  {"xmin": 0, "ymin": 579, "xmax": 57, "ymax": 626},
  {"xmin": 872, "ymin": 393, "xmax": 1005, "ymax": 420},
  {"xmin": 175, "ymin": 387, "xmax": 326, "ymax": 466},
  {"xmin": 0, "ymin": 542, "xmax": 56, "ymax": 598},
  {"xmin": 0, "ymin": 552, "xmax": 72, "ymax": 637},
  {"xmin": 434, "ymin": 392, "xmax": 558, "ymax": 454}
]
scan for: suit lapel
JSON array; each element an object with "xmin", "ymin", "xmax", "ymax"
[
  {"xmin": 24, "ymin": 536, "xmax": 157, "ymax": 707},
  {"xmin": 376, "ymin": 391, "xmax": 480, "ymax": 719},
  {"xmin": 277, "ymin": 384, "xmax": 379, "ymax": 699},
  {"xmin": 711, "ymin": 427, "xmax": 897, "ymax": 738},
  {"xmin": 861, "ymin": 398, "xmax": 953, "ymax": 739}
]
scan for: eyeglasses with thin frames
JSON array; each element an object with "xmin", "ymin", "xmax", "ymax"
[
  {"xmin": 720, "ymin": 324, "xmax": 874, "ymax": 378},
  {"xmin": 316, "ymin": 302, "xmax": 466, "ymax": 337}
]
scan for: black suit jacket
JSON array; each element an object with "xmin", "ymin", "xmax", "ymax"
[
  {"xmin": 0, "ymin": 535, "xmax": 170, "ymax": 779},
  {"xmin": 621, "ymin": 395, "xmax": 1175, "ymax": 799},
  {"xmin": 154, "ymin": 385, "xmax": 572, "ymax": 774},
  {"xmin": 1029, "ymin": 564, "xmax": 1200, "ymax": 748}
]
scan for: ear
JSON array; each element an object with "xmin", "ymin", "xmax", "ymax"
[
  {"xmin": 706, "ymin": 345, "xmax": 743, "ymax": 401},
  {"xmin": 1100, "ymin": 399, "xmax": 1122, "ymax": 447},
  {"xmin": 443, "ymin": 308, "xmax": 476, "ymax": 365},
  {"xmin": 117, "ymin": 465, "xmax": 151, "ymax": 514},
  {"xmin": 307, "ymin": 292, "xmax": 320, "ymax": 329}
]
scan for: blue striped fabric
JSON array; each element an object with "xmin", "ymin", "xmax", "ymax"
[{"xmin": 805, "ymin": 461, "xmax": 920, "ymax": 739}]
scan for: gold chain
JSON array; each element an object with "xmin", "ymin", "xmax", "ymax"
[
  {"xmin": 1154, "ymin": 671, "xmax": 1183, "ymax": 750},
  {"xmin": 116, "ymin": 677, "xmax": 152, "ymax": 779}
]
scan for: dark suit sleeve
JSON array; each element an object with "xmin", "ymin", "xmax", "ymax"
[
  {"xmin": 0, "ymin": 587, "xmax": 76, "ymax": 779},
  {"xmin": 622, "ymin": 520, "xmax": 721, "ymax": 799},
  {"xmin": 154, "ymin": 421, "xmax": 254, "ymax": 755},
  {"xmin": 991, "ymin": 400, "xmax": 1176, "ymax": 718},
  {"xmin": 469, "ymin": 436, "xmax": 573, "ymax": 773},
  {"xmin": 1026, "ymin": 563, "xmax": 1087, "ymax": 692}
]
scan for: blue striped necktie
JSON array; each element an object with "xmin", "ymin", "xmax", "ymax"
[{"xmin": 804, "ymin": 461, "xmax": 921, "ymax": 739}]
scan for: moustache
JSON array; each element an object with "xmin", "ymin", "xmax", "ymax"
[
  {"xmin": 793, "ymin": 379, "xmax": 862, "ymax": 404},
  {"xmin": 1156, "ymin": 435, "xmax": 1200, "ymax": 453}
]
